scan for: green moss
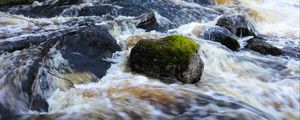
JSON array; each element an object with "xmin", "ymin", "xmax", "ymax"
[
  {"xmin": 129, "ymin": 34, "xmax": 200, "ymax": 83},
  {"xmin": 134, "ymin": 35, "xmax": 199, "ymax": 73},
  {"xmin": 162, "ymin": 35, "xmax": 199, "ymax": 60}
]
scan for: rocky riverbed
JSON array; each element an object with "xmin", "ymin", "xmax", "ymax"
[{"xmin": 0, "ymin": 0, "xmax": 299, "ymax": 120}]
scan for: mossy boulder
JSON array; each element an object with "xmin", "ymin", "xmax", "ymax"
[{"xmin": 128, "ymin": 35, "xmax": 204, "ymax": 84}]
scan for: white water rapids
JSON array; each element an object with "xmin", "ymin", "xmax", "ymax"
[{"xmin": 0, "ymin": 0, "xmax": 299, "ymax": 120}]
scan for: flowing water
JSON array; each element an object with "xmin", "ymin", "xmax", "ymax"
[{"xmin": 0, "ymin": 0, "xmax": 299, "ymax": 120}]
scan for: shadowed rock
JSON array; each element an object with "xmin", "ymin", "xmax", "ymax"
[
  {"xmin": 216, "ymin": 15, "xmax": 257, "ymax": 37},
  {"xmin": 0, "ymin": 23, "xmax": 121, "ymax": 118},
  {"xmin": 203, "ymin": 26, "xmax": 240, "ymax": 51},
  {"xmin": 245, "ymin": 38, "xmax": 283, "ymax": 56},
  {"xmin": 78, "ymin": 4, "xmax": 115, "ymax": 16},
  {"xmin": 190, "ymin": 0, "xmax": 214, "ymax": 6},
  {"xmin": 134, "ymin": 11, "xmax": 157, "ymax": 30},
  {"xmin": 133, "ymin": 11, "xmax": 171, "ymax": 31}
]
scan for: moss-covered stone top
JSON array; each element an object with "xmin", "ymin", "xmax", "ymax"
[
  {"xmin": 161, "ymin": 35, "xmax": 199, "ymax": 59},
  {"xmin": 129, "ymin": 34, "xmax": 199, "ymax": 78}
]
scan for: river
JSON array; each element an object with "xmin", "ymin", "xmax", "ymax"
[{"xmin": 0, "ymin": 0, "xmax": 299, "ymax": 120}]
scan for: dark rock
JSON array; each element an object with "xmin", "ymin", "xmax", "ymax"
[
  {"xmin": 0, "ymin": 23, "xmax": 121, "ymax": 116},
  {"xmin": 78, "ymin": 5, "xmax": 115, "ymax": 16},
  {"xmin": 0, "ymin": 35, "xmax": 49, "ymax": 53},
  {"xmin": 128, "ymin": 35, "xmax": 203, "ymax": 84},
  {"xmin": 52, "ymin": 25, "xmax": 121, "ymax": 78},
  {"xmin": 2, "ymin": 5, "xmax": 71, "ymax": 18},
  {"xmin": 134, "ymin": 11, "xmax": 156, "ymax": 28},
  {"xmin": 0, "ymin": 0, "xmax": 32, "ymax": 6},
  {"xmin": 1, "ymin": 0, "xmax": 219, "ymax": 32},
  {"xmin": 216, "ymin": 15, "xmax": 256, "ymax": 37},
  {"xmin": 133, "ymin": 11, "xmax": 168, "ymax": 31},
  {"xmin": 30, "ymin": 95, "xmax": 49, "ymax": 112},
  {"xmin": 52, "ymin": 0, "xmax": 80, "ymax": 6},
  {"xmin": 32, "ymin": 24, "xmax": 121, "ymax": 79},
  {"xmin": 203, "ymin": 27, "xmax": 240, "ymax": 51},
  {"xmin": 0, "ymin": 104, "xmax": 13, "ymax": 120},
  {"xmin": 185, "ymin": 0, "xmax": 214, "ymax": 6},
  {"xmin": 0, "ymin": 0, "xmax": 80, "ymax": 17},
  {"xmin": 113, "ymin": 0, "xmax": 219, "ymax": 30},
  {"xmin": 245, "ymin": 38, "xmax": 283, "ymax": 56}
]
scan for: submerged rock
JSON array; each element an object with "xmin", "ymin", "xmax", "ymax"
[
  {"xmin": 203, "ymin": 27, "xmax": 240, "ymax": 51},
  {"xmin": 282, "ymin": 46, "xmax": 300, "ymax": 59},
  {"xmin": 245, "ymin": 38, "xmax": 283, "ymax": 56},
  {"xmin": 216, "ymin": 15, "xmax": 256, "ymax": 37},
  {"xmin": 9, "ymin": 91, "xmax": 277, "ymax": 120},
  {"xmin": 129, "ymin": 35, "xmax": 204, "ymax": 84}
]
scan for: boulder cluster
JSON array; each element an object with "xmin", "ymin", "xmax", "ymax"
[
  {"xmin": 203, "ymin": 15, "xmax": 283, "ymax": 56},
  {"xmin": 128, "ymin": 15, "xmax": 288, "ymax": 84}
]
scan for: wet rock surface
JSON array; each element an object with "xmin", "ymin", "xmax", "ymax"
[
  {"xmin": 203, "ymin": 27, "xmax": 240, "ymax": 51},
  {"xmin": 0, "ymin": 0, "xmax": 220, "ymax": 32},
  {"xmin": 216, "ymin": 15, "xmax": 257, "ymax": 37},
  {"xmin": 245, "ymin": 38, "xmax": 283, "ymax": 56},
  {"xmin": 133, "ymin": 11, "xmax": 165, "ymax": 32},
  {"xmin": 0, "ymin": 23, "xmax": 121, "ymax": 118},
  {"xmin": 48, "ymin": 25, "xmax": 121, "ymax": 78},
  {"xmin": 129, "ymin": 35, "xmax": 204, "ymax": 84}
]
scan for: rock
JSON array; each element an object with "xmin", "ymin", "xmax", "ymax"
[
  {"xmin": 0, "ymin": 104, "xmax": 13, "ymax": 120},
  {"xmin": 113, "ymin": 0, "xmax": 218, "ymax": 31},
  {"xmin": 133, "ymin": 11, "xmax": 170, "ymax": 32},
  {"xmin": 52, "ymin": 0, "xmax": 80, "ymax": 6},
  {"xmin": 0, "ymin": 0, "xmax": 32, "ymax": 6},
  {"xmin": 216, "ymin": 15, "xmax": 256, "ymax": 37},
  {"xmin": 78, "ymin": 5, "xmax": 115, "ymax": 16},
  {"xmin": 203, "ymin": 27, "xmax": 240, "ymax": 51},
  {"xmin": 245, "ymin": 38, "xmax": 283, "ymax": 56},
  {"xmin": 0, "ymin": 23, "xmax": 121, "ymax": 116},
  {"xmin": 191, "ymin": 0, "xmax": 214, "ymax": 6},
  {"xmin": 1, "ymin": 0, "xmax": 219, "ymax": 31},
  {"xmin": 134, "ymin": 11, "xmax": 158, "ymax": 31},
  {"xmin": 48, "ymin": 25, "xmax": 121, "ymax": 78},
  {"xmin": 128, "ymin": 35, "xmax": 204, "ymax": 84}
]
